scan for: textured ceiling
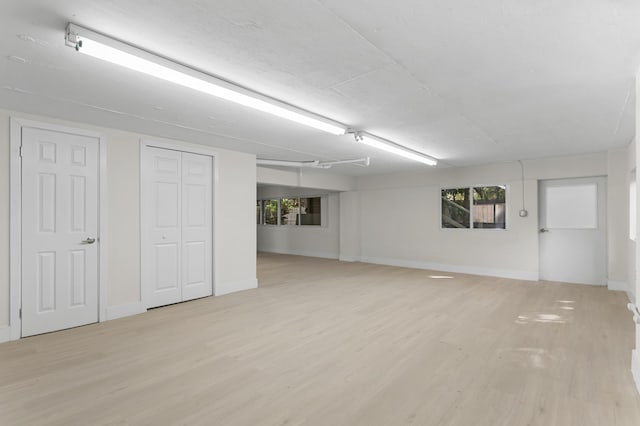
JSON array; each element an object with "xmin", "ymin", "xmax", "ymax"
[{"xmin": 1, "ymin": 0, "xmax": 639, "ymax": 175}]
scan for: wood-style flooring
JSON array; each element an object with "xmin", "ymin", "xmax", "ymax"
[{"xmin": 1, "ymin": 253, "xmax": 639, "ymax": 425}]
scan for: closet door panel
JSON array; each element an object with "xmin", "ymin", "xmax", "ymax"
[
  {"xmin": 181, "ymin": 152, "xmax": 212, "ymax": 301},
  {"xmin": 144, "ymin": 148, "xmax": 182, "ymax": 308}
]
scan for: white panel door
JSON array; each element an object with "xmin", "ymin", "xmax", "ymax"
[
  {"xmin": 21, "ymin": 128, "xmax": 99, "ymax": 337},
  {"xmin": 143, "ymin": 147, "xmax": 213, "ymax": 308},
  {"xmin": 181, "ymin": 153, "xmax": 212, "ymax": 301},
  {"xmin": 144, "ymin": 148, "xmax": 183, "ymax": 308},
  {"xmin": 539, "ymin": 177, "xmax": 607, "ymax": 285}
]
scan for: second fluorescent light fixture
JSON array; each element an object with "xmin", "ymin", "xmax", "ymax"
[
  {"xmin": 64, "ymin": 23, "xmax": 345, "ymax": 135},
  {"xmin": 353, "ymin": 132, "xmax": 437, "ymax": 166}
]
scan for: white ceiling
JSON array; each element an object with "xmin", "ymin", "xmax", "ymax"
[{"xmin": 1, "ymin": 0, "xmax": 639, "ymax": 175}]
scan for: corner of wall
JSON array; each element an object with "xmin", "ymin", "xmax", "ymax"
[
  {"xmin": 215, "ymin": 278, "xmax": 258, "ymax": 296},
  {"xmin": 0, "ymin": 325, "xmax": 11, "ymax": 344},
  {"xmin": 607, "ymin": 280, "xmax": 629, "ymax": 292},
  {"xmin": 106, "ymin": 302, "xmax": 147, "ymax": 321}
]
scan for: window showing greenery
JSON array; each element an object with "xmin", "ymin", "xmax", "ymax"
[
  {"xmin": 264, "ymin": 199, "xmax": 278, "ymax": 225},
  {"xmin": 280, "ymin": 198, "xmax": 300, "ymax": 225},
  {"xmin": 442, "ymin": 186, "xmax": 506, "ymax": 229},
  {"xmin": 300, "ymin": 197, "xmax": 321, "ymax": 225},
  {"xmin": 441, "ymin": 188, "xmax": 471, "ymax": 228},
  {"xmin": 257, "ymin": 196, "xmax": 323, "ymax": 226}
]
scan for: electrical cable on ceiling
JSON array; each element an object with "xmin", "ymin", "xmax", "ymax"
[
  {"xmin": 518, "ymin": 160, "xmax": 528, "ymax": 217},
  {"xmin": 256, "ymin": 157, "xmax": 370, "ymax": 169}
]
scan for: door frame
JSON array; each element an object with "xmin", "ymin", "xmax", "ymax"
[
  {"xmin": 140, "ymin": 138, "xmax": 217, "ymax": 309},
  {"xmin": 9, "ymin": 117, "xmax": 108, "ymax": 340}
]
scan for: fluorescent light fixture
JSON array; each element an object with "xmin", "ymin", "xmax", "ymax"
[
  {"xmin": 353, "ymin": 133, "xmax": 437, "ymax": 166},
  {"xmin": 64, "ymin": 23, "xmax": 345, "ymax": 135}
]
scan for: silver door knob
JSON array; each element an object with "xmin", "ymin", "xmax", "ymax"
[
  {"xmin": 82, "ymin": 237, "xmax": 96, "ymax": 244},
  {"xmin": 539, "ymin": 228, "xmax": 549, "ymax": 233}
]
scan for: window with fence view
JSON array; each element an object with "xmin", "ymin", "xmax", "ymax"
[{"xmin": 441, "ymin": 186, "xmax": 506, "ymax": 229}]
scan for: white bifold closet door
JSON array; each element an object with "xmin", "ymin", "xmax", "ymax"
[{"xmin": 144, "ymin": 147, "xmax": 213, "ymax": 308}]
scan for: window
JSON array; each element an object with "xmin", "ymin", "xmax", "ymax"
[
  {"xmin": 473, "ymin": 186, "xmax": 506, "ymax": 229},
  {"xmin": 545, "ymin": 184, "xmax": 596, "ymax": 229},
  {"xmin": 280, "ymin": 198, "xmax": 300, "ymax": 225},
  {"xmin": 441, "ymin": 188, "xmax": 470, "ymax": 228},
  {"xmin": 257, "ymin": 196, "xmax": 322, "ymax": 226},
  {"xmin": 300, "ymin": 197, "xmax": 321, "ymax": 225},
  {"xmin": 263, "ymin": 199, "xmax": 278, "ymax": 225},
  {"xmin": 442, "ymin": 186, "xmax": 506, "ymax": 229}
]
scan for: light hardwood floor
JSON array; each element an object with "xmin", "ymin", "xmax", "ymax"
[{"xmin": 1, "ymin": 253, "xmax": 639, "ymax": 425}]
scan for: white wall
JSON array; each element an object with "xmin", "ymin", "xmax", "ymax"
[
  {"xmin": 214, "ymin": 149, "xmax": 257, "ymax": 295},
  {"xmin": 257, "ymin": 185, "xmax": 340, "ymax": 259},
  {"xmin": 257, "ymin": 166, "xmax": 355, "ymax": 191},
  {"xmin": 0, "ymin": 116, "xmax": 9, "ymax": 328},
  {"xmin": 0, "ymin": 110, "xmax": 257, "ymax": 330},
  {"xmin": 630, "ymin": 139, "xmax": 637, "ymax": 299},
  {"xmin": 344, "ymin": 152, "xmax": 613, "ymax": 281},
  {"xmin": 256, "ymin": 151, "xmax": 627, "ymax": 283},
  {"xmin": 607, "ymin": 146, "xmax": 630, "ymax": 290},
  {"xmin": 339, "ymin": 191, "xmax": 361, "ymax": 261},
  {"xmin": 633, "ymin": 71, "xmax": 640, "ymax": 394}
]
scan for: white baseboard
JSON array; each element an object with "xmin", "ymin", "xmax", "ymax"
[
  {"xmin": 358, "ymin": 256, "xmax": 539, "ymax": 281},
  {"xmin": 632, "ymin": 350, "xmax": 640, "ymax": 397},
  {"xmin": 258, "ymin": 248, "xmax": 339, "ymax": 260},
  {"xmin": 628, "ymin": 292, "xmax": 635, "ymax": 303},
  {"xmin": 607, "ymin": 280, "xmax": 628, "ymax": 292},
  {"xmin": 106, "ymin": 302, "xmax": 147, "ymax": 320},
  {"xmin": 339, "ymin": 255, "xmax": 359, "ymax": 262},
  {"xmin": 0, "ymin": 325, "xmax": 11, "ymax": 344},
  {"xmin": 215, "ymin": 278, "xmax": 258, "ymax": 296}
]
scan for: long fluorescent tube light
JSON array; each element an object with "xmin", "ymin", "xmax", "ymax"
[
  {"xmin": 354, "ymin": 133, "xmax": 437, "ymax": 166},
  {"xmin": 64, "ymin": 23, "xmax": 346, "ymax": 135}
]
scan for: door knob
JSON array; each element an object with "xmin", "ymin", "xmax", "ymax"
[
  {"xmin": 539, "ymin": 228, "xmax": 549, "ymax": 233},
  {"xmin": 82, "ymin": 237, "xmax": 96, "ymax": 244}
]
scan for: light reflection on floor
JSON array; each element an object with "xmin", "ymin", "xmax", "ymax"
[
  {"xmin": 516, "ymin": 313, "xmax": 567, "ymax": 324},
  {"xmin": 515, "ymin": 300, "xmax": 576, "ymax": 324},
  {"xmin": 496, "ymin": 347, "xmax": 563, "ymax": 370}
]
